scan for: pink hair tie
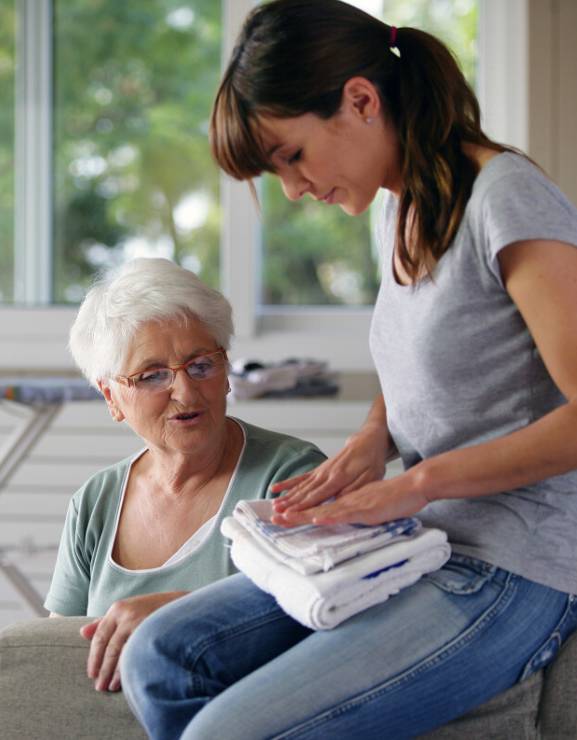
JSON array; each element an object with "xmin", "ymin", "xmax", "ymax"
[{"xmin": 389, "ymin": 25, "xmax": 398, "ymax": 48}]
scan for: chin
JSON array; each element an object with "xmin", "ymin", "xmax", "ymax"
[{"xmin": 340, "ymin": 201, "xmax": 371, "ymax": 216}]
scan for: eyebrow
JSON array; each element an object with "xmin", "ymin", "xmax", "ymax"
[
  {"xmin": 266, "ymin": 143, "xmax": 281, "ymax": 157},
  {"xmin": 130, "ymin": 348, "xmax": 219, "ymax": 373}
]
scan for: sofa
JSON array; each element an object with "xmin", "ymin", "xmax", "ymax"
[{"xmin": 1, "ymin": 616, "xmax": 576, "ymax": 739}]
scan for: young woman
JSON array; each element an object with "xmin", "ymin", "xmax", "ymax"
[{"xmin": 119, "ymin": 1, "xmax": 577, "ymax": 737}]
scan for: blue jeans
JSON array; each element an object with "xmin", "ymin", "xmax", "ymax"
[{"xmin": 120, "ymin": 554, "xmax": 577, "ymax": 739}]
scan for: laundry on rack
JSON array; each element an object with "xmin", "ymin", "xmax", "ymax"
[
  {"xmin": 220, "ymin": 500, "xmax": 451, "ymax": 630},
  {"xmin": 228, "ymin": 358, "xmax": 340, "ymax": 400},
  {"xmin": 0, "ymin": 377, "xmax": 100, "ymax": 404}
]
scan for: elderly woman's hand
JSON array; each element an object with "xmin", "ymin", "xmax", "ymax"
[
  {"xmin": 270, "ymin": 421, "xmax": 393, "ymax": 524},
  {"xmin": 81, "ymin": 591, "xmax": 187, "ymax": 692}
]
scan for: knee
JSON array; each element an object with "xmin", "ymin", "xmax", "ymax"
[
  {"xmin": 119, "ymin": 591, "xmax": 212, "ymax": 688},
  {"xmin": 120, "ymin": 614, "xmax": 160, "ymax": 687}
]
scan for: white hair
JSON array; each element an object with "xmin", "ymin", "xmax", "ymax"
[{"xmin": 69, "ymin": 258, "xmax": 234, "ymax": 387}]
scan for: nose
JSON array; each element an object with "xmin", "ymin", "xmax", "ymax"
[
  {"xmin": 279, "ymin": 170, "xmax": 311, "ymax": 202},
  {"xmin": 169, "ymin": 367, "xmax": 201, "ymax": 401}
]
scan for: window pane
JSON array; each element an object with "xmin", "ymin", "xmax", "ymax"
[
  {"xmin": 53, "ymin": 0, "xmax": 222, "ymax": 303},
  {"xmin": 0, "ymin": 0, "xmax": 15, "ymax": 303},
  {"xmin": 261, "ymin": 0, "xmax": 478, "ymax": 307}
]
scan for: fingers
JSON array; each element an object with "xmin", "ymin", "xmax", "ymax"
[
  {"xmin": 83, "ymin": 593, "xmax": 183, "ymax": 692},
  {"xmin": 108, "ymin": 670, "xmax": 122, "ymax": 693},
  {"xmin": 272, "ymin": 466, "xmax": 372, "ymax": 523},
  {"xmin": 269, "ymin": 471, "xmax": 311, "ymax": 494},
  {"xmin": 272, "ymin": 498, "xmax": 365, "ymax": 528},
  {"xmin": 93, "ymin": 632, "xmax": 129, "ymax": 692},
  {"xmin": 272, "ymin": 476, "xmax": 339, "ymax": 517},
  {"xmin": 272, "ymin": 441, "xmax": 387, "ymax": 520},
  {"xmin": 80, "ymin": 618, "xmax": 100, "ymax": 640},
  {"xmin": 86, "ymin": 618, "xmax": 116, "ymax": 681},
  {"xmin": 273, "ymin": 458, "xmax": 348, "ymax": 510},
  {"xmin": 304, "ymin": 490, "xmax": 388, "ymax": 527},
  {"xmin": 86, "ymin": 613, "xmax": 130, "ymax": 692},
  {"xmin": 312, "ymin": 482, "xmax": 427, "ymax": 527}
]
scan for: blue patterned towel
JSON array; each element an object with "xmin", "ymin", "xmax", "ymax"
[{"xmin": 232, "ymin": 499, "xmax": 421, "ymax": 574}]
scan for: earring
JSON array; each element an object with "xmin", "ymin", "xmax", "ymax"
[
  {"xmin": 365, "ymin": 117, "xmax": 373, "ymax": 125},
  {"xmin": 226, "ymin": 381, "xmax": 232, "ymax": 394}
]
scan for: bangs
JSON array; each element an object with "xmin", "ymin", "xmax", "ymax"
[{"xmin": 209, "ymin": 81, "xmax": 273, "ymax": 182}]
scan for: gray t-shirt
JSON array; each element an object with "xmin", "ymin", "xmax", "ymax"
[
  {"xmin": 44, "ymin": 419, "xmax": 326, "ymax": 616},
  {"xmin": 369, "ymin": 152, "xmax": 577, "ymax": 594}
]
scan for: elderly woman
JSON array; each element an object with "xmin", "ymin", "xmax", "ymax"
[{"xmin": 44, "ymin": 257, "xmax": 325, "ymax": 693}]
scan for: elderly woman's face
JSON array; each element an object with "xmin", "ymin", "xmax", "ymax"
[{"xmin": 102, "ymin": 316, "xmax": 229, "ymax": 456}]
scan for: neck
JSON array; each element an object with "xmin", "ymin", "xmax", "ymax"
[{"xmin": 142, "ymin": 418, "xmax": 242, "ymax": 498}]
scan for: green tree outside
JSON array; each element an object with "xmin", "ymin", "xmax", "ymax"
[
  {"xmin": 0, "ymin": 0, "xmax": 477, "ymax": 306},
  {"xmin": 52, "ymin": 0, "xmax": 222, "ymax": 302},
  {"xmin": 261, "ymin": 0, "xmax": 478, "ymax": 306}
]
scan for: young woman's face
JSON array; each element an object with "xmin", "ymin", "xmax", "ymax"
[{"xmin": 257, "ymin": 91, "xmax": 401, "ymax": 215}]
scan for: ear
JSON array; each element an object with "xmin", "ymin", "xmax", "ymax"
[
  {"xmin": 341, "ymin": 77, "xmax": 382, "ymax": 121},
  {"xmin": 222, "ymin": 351, "xmax": 232, "ymax": 394},
  {"xmin": 98, "ymin": 379, "xmax": 126, "ymax": 423}
]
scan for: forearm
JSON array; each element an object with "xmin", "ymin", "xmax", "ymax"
[
  {"xmin": 413, "ymin": 400, "xmax": 577, "ymax": 503},
  {"xmin": 357, "ymin": 394, "xmax": 399, "ymax": 462}
]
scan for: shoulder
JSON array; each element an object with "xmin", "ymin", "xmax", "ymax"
[
  {"xmin": 232, "ymin": 417, "xmax": 325, "ymax": 462},
  {"xmin": 228, "ymin": 418, "xmax": 326, "ymax": 501},
  {"xmin": 69, "ymin": 453, "xmax": 138, "ymax": 521},
  {"xmin": 470, "ymin": 152, "xmax": 577, "ymax": 219},
  {"xmin": 464, "ymin": 153, "xmax": 577, "ymax": 270}
]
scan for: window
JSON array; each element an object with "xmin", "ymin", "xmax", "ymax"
[
  {"xmin": 53, "ymin": 0, "xmax": 222, "ymax": 303},
  {"xmin": 1, "ymin": 0, "xmax": 528, "ymax": 371},
  {"xmin": 0, "ymin": 0, "xmax": 14, "ymax": 303},
  {"xmin": 260, "ymin": 0, "xmax": 479, "ymax": 307}
]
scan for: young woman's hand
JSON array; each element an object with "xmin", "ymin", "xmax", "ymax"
[
  {"xmin": 270, "ymin": 422, "xmax": 394, "ymax": 523},
  {"xmin": 80, "ymin": 591, "xmax": 187, "ymax": 692},
  {"xmin": 272, "ymin": 470, "xmax": 430, "ymax": 527}
]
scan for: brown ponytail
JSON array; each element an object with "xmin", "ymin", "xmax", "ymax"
[
  {"xmin": 391, "ymin": 27, "xmax": 504, "ymax": 280},
  {"xmin": 210, "ymin": 0, "xmax": 508, "ymax": 282}
]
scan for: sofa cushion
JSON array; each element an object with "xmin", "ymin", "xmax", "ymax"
[
  {"xmin": 2, "ymin": 616, "xmax": 576, "ymax": 739},
  {"xmin": 538, "ymin": 627, "xmax": 577, "ymax": 738},
  {"xmin": 420, "ymin": 670, "xmax": 542, "ymax": 739},
  {"xmin": 0, "ymin": 617, "xmax": 145, "ymax": 740}
]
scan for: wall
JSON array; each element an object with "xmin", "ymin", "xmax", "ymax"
[
  {"xmin": 528, "ymin": 0, "xmax": 577, "ymax": 204},
  {"xmin": 0, "ymin": 374, "xmax": 398, "ymax": 629}
]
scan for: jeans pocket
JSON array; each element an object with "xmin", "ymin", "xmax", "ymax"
[
  {"xmin": 423, "ymin": 554, "xmax": 498, "ymax": 595},
  {"xmin": 520, "ymin": 594, "xmax": 577, "ymax": 681}
]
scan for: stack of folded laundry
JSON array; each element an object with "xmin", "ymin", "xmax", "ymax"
[
  {"xmin": 229, "ymin": 358, "xmax": 340, "ymax": 400},
  {"xmin": 220, "ymin": 499, "xmax": 451, "ymax": 630}
]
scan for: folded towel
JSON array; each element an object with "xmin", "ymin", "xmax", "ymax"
[
  {"xmin": 233, "ymin": 499, "xmax": 421, "ymax": 574},
  {"xmin": 221, "ymin": 516, "xmax": 451, "ymax": 630}
]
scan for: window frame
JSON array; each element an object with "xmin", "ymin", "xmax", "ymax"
[{"xmin": 2, "ymin": 0, "xmax": 529, "ymax": 372}]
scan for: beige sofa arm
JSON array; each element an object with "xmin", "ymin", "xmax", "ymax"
[{"xmin": 0, "ymin": 617, "xmax": 145, "ymax": 740}]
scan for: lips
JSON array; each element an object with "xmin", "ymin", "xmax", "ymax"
[
  {"xmin": 170, "ymin": 411, "xmax": 202, "ymax": 422},
  {"xmin": 320, "ymin": 187, "xmax": 336, "ymax": 204}
]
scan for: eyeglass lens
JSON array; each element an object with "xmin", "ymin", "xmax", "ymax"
[{"xmin": 134, "ymin": 353, "xmax": 224, "ymax": 391}]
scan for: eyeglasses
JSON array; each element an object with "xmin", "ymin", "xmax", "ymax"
[{"xmin": 114, "ymin": 349, "xmax": 227, "ymax": 393}]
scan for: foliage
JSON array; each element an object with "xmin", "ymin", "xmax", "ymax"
[
  {"xmin": 0, "ymin": 0, "xmax": 477, "ymax": 306},
  {"xmin": 262, "ymin": 0, "xmax": 478, "ymax": 305},
  {"xmin": 52, "ymin": 0, "xmax": 222, "ymax": 302}
]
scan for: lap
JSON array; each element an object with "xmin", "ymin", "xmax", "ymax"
[{"xmin": 131, "ymin": 557, "xmax": 577, "ymax": 740}]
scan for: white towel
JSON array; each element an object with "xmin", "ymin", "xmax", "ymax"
[
  {"xmin": 233, "ymin": 499, "xmax": 422, "ymax": 574},
  {"xmin": 221, "ymin": 516, "xmax": 451, "ymax": 630}
]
